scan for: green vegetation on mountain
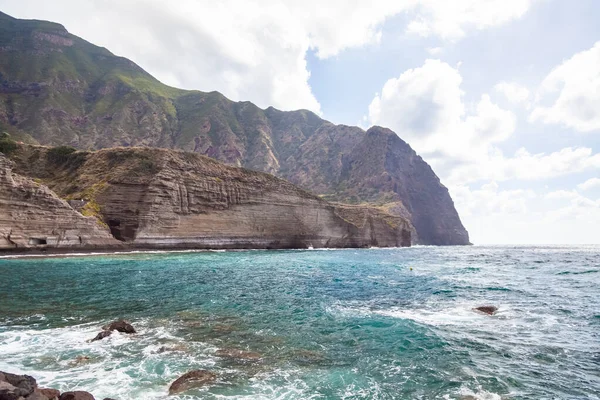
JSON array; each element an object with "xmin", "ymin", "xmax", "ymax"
[
  {"xmin": 0, "ymin": 131, "xmax": 17, "ymax": 154},
  {"xmin": 0, "ymin": 11, "xmax": 469, "ymax": 245}
]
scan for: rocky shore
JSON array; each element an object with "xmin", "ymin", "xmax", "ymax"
[
  {"xmin": 0, "ymin": 319, "xmax": 265, "ymax": 398},
  {"xmin": 1, "ymin": 306, "xmax": 499, "ymax": 399},
  {"xmin": 0, "ymin": 372, "xmax": 103, "ymax": 400},
  {"xmin": 0, "ymin": 370, "xmax": 120, "ymax": 400}
]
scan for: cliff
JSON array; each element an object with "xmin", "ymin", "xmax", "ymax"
[
  {"xmin": 1, "ymin": 144, "xmax": 413, "ymax": 251},
  {"xmin": 0, "ymin": 11, "xmax": 469, "ymax": 245},
  {"xmin": 0, "ymin": 152, "xmax": 118, "ymax": 250}
]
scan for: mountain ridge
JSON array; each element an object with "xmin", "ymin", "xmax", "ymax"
[{"xmin": 0, "ymin": 11, "xmax": 469, "ymax": 245}]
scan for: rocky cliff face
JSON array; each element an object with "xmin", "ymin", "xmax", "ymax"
[
  {"xmin": 2, "ymin": 145, "xmax": 412, "ymax": 251},
  {"xmin": 0, "ymin": 11, "xmax": 469, "ymax": 245},
  {"xmin": 0, "ymin": 153, "xmax": 118, "ymax": 250}
]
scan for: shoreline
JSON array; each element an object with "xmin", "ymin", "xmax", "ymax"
[{"xmin": 0, "ymin": 245, "xmax": 418, "ymax": 260}]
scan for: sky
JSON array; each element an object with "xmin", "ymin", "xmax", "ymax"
[{"xmin": 1, "ymin": 0, "xmax": 599, "ymax": 244}]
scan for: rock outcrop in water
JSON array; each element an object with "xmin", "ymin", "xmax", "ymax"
[
  {"xmin": 474, "ymin": 306, "xmax": 498, "ymax": 315},
  {"xmin": 91, "ymin": 320, "xmax": 136, "ymax": 341},
  {"xmin": 168, "ymin": 370, "xmax": 217, "ymax": 395},
  {"xmin": 0, "ymin": 11, "xmax": 469, "ymax": 245},
  {"xmin": 102, "ymin": 320, "xmax": 136, "ymax": 334},
  {"xmin": 90, "ymin": 330, "xmax": 112, "ymax": 342},
  {"xmin": 0, "ymin": 145, "xmax": 413, "ymax": 251}
]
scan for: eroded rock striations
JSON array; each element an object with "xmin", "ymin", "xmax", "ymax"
[
  {"xmin": 1, "ymin": 145, "xmax": 413, "ymax": 251},
  {"xmin": 0, "ymin": 153, "xmax": 118, "ymax": 250},
  {"xmin": 0, "ymin": 11, "xmax": 469, "ymax": 245}
]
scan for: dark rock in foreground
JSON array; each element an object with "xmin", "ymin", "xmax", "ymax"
[
  {"xmin": 474, "ymin": 306, "xmax": 498, "ymax": 315},
  {"xmin": 0, "ymin": 370, "xmax": 37, "ymax": 398},
  {"xmin": 0, "ymin": 371, "xmax": 107, "ymax": 400},
  {"xmin": 59, "ymin": 391, "xmax": 95, "ymax": 400},
  {"xmin": 168, "ymin": 370, "xmax": 217, "ymax": 395},
  {"xmin": 38, "ymin": 388, "xmax": 61, "ymax": 400},
  {"xmin": 27, "ymin": 392, "xmax": 52, "ymax": 400}
]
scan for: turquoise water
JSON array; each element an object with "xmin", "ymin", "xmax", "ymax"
[{"xmin": 0, "ymin": 246, "xmax": 599, "ymax": 399}]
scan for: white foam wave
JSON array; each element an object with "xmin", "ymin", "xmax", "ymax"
[
  {"xmin": 325, "ymin": 302, "xmax": 512, "ymax": 327},
  {"xmin": 443, "ymin": 385, "xmax": 503, "ymax": 400},
  {"xmin": 0, "ymin": 319, "xmax": 331, "ymax": 399},
  {"xmin": 0, "ymin": 320, "xmax": 220, "ymax": 399},
  {"xmin": 374, "ymin": 305, "xmax": 507, "ymax": 327}
]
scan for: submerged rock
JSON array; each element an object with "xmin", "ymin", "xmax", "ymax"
[
  {"xmin": 68, "ymin": 356, "xmax": 92, "ymax": 368},
  {"xmin": 290, "ymin": 349, "xmax": 328, "ymax": 365},
  {"xmin": 59, "ymin": 391, "xmax": 95, "ymax": 400},
  {"xmin": 474, "ymin": 306, "xmax": 498, "ymax": 315},
  {"xmin": 168, "ymin": 370, "xmax": 217, "ymax": 394},
  {"xmin": 211, "ymin": 324, "xmax": 236, "ymax": 334},
  {"xmin": 157, "ymin": 344, "xmax": 188, "ymax": 353},
  {"xmin": 90, "ymin": 330, "xmax": 112, "ymax": 342},
  {"xmin": 215, "ymin": 348, "xmax": 261, "ymax": 360},
  {"xmin": 102, "ymin": 320, "xmax": 136, "ymax": 334}
]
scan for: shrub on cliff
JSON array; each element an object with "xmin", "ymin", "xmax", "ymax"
[
  {"xmin": 0, "ymin": 132, "xmax": 17, "ymax": 154},
  {"xmin": 47, "ymin": 145, "xmax": 77, "ymax": 164}
]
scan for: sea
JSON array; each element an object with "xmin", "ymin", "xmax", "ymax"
[{"xmin": 0, "ymin": 246, "xmax": 598, "ymax": 399}]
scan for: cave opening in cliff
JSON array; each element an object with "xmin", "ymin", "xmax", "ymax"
[
  {"xmin": 28, "ymin": 238, "xmax": 47, "ymax": 245},
  {"xmin": 107, "ymin": 219, "xmax": 126, "ymax": 241}
]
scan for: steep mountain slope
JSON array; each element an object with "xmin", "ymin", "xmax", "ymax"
[
  {"xmin": 0, "ymin": 11, "xmax": 469, "ymax": 245},
  {"xmin": 2, "ymin": 144, "xmax": 412, "ymax": 250}
]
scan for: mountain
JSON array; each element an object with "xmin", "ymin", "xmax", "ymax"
[
  {"xmin": 0, "ymin": 11, "xmax": 469, "ymax": 245},
  {"xmin": 0, "ymin": 143, "xmax": 412, "ymax": 251}
]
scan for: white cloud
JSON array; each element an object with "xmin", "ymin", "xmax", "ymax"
[
  {"xmin": 451, "ymin": 183, "xmax": 600, "ymax": 244},
  {"xmin": 405, "ymin": 0, "xmax": 535, "ymax": 40},
  {"xmin": 368, "ymin": 59, "xmax": 600, "ymax": 186},
  {"xmin": 530, "ymin": 41, "xmax": 600, "ymax": 132},
  {"xmin": 0, "ymin": 0, "xmax": 537, "ymax": 114},
  {"xmin": 544, "ymin": 190, "xmax": 600, "ymax": 223},
  {"xmin": 463, "ymin": 94, "xmax": 516, "ymax": 145},
  {"xmin": 426, "ymin": 47, "xmax": 442, "ymax": 55},
  {"xmin": 494, "ymin": 81, "xmax": 530, "ymax": 104},
  {"xmin": 368, "ymin": 59, "xmax": 516, "ymax": 166},
  {"xmin": 577, "ymin": 177, "xmax": 600, "ymax": 191},
  {"xmin": 368, "ymin": 59, "xmax": 465, "ymax": 154},
  {"xmin": 447, "ymin": 146, "xmax": 600, "ymax": 185},
  {"xmin": 451, "ymin": 181, "xmax": 535, "ymax": 218},
  {"xmin": 545, "ymin": 190, "xmax": 579, "ymax": 200},
  {"xmin": 367, "ymin": 55, "xmax": 600, "ymax": 244}
]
